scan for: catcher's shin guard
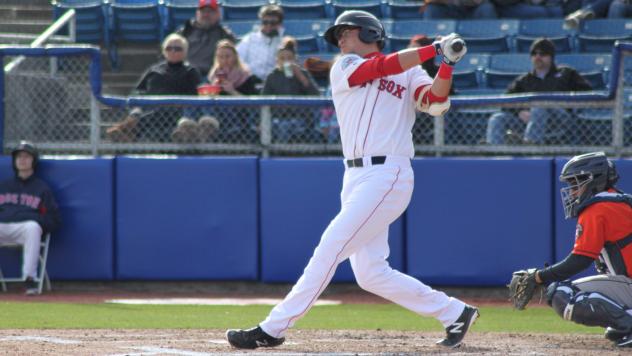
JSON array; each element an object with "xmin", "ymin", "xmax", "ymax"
[
  {"xmin": 564, "ymin": 292, "xmax": 632, "ymax": 331},
  {"xmin": 547, "ymin": 281, "xmax": 577, "ymax": 318}
]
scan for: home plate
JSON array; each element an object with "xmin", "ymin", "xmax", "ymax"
[{"xmin": 105, "ymin": 298, "xmax": 341, "ymax": 305}]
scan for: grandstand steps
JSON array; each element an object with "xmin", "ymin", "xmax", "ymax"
[
  {"xmin": 0, "ymin": 20, "xmax": 53, "ymax": 36},
  {"xmin": 100, "ymin": 43, "xmax": 162, "ymax": 96},
  {"xmin": 0, "ymin": 5, "xmax": 52, "ymax": 22},
  {"xmin": 1, "ymin": 0, "xmax": 51, "ymax": 6}
]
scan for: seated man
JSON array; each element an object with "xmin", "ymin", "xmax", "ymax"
[
  {"xmin": 0, "ymin": 142, "xmax": 61, "ymax": 295},
  {"xmin": 486, "ymin": 38, "xmax": 592, "ymax": 145}
]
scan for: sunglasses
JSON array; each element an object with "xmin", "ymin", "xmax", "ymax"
[
  {"xmin": 262, "ymin": 19, "xmax": 280, "ymax": 26},
  {"xmin": 165, "ymin": 46, "xmax": 184, "ymax": 52},
  {"xmin": 530, "ymin": 50, "xmax": 550, "ymax": 57}
]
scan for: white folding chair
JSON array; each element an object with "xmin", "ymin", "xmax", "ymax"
[{"xmin": 0, "ymin": 233, "xmax": 52, "ymax": 295}]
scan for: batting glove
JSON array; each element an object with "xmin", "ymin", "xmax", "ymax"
[{"xmin": 433, "ymin": 33, "xmax": 467, "ymax": 66}]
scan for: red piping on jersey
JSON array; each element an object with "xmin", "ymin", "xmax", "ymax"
[
  {"xmin": 362, "ymin": 89, "xmax": 382, "ymax": 154},
  {"xmin": 348, "ymin": 52, "xmax": 402, "ymax": 87},
  {"xmin": 279, "ymin": 166, "xmax": 402, "ymax": 336},
  {"xmin": 353, "ymin": 83, "xmax": 372, "ymax": 157}
]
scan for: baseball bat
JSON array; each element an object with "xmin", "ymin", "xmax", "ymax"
[{"xmin": 451, "ymin": 39, "xmax": 464, "ymax": 53}]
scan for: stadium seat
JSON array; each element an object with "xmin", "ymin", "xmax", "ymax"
[
  {"xmin": 163, "ymin": 0, "xmax": 197, "ymax": 33},
  {"xmin": 224, "ymin": 20, "xmax": 258, "ymax": 41},
  {"xmin": 277, "ymin": 0, "xmax": 328, "ymax": 19},
  {"xmin": 484, "ymin": 53, "xmax": 531, "ymax": 89},
  {"xmin": 515, "ymin": 19, "xmax": 575, "ymax": 53},
  {"xmin": 386, "ymin": 0, "xmax": 424, "ymax": 19},
  {"xmin": 110, "ymin": 0, "xmax": 164, "ymax": 43},
  {"xmin": 578, "ymin": 19, "xmax": 632, "ymax": 53},
  {"xmin": 331, "ymin": 0, "xmax": 384, "ymax": 19},
  {"xmin": 387, "ymin": 19, "xmax": 456, "ymax": 52},
  {"xmin": 0, "ymin": 234, "xmax": 52, "ymax": 295},
  {"xmin": 556, "ymin": 53, "xmax": 611, "ymax": 90},
  {"xmin": 453, "ymin": 54, "xmax": 489, "ymax": 93},
  {"xmin": 222, "ymin": 0, "xmax": 270, "ymax": 21},
  {"xmin": 52, "ymin": 0, "xmax": 109, "ymax": 46},
  {"xmin": 284, "ymin": 19, "xmax": 331, "ymax": 53},
  {"xmin": 456, "ymin": 19, "xmax": 519, "ymax": 53},
  {"xmin": 577, "ymin": 89, "xmax": 632, "ymax": 146}
]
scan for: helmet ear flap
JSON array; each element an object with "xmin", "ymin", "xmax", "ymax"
[{"xmin": 607, "ymin": 160, "xmax": 619, "ymax": 188}]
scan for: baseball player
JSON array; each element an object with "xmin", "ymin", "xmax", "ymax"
[
  {"xmin": 0, "ymin": 141, "xmax": 60, "ymax": 295},
  {"xmin": 510, "ymin": 152, "xmax": 632, "ymax": 348},
  {"xmin": 226, "ymin": 10, "xmax": 478, "ymax": 349}
]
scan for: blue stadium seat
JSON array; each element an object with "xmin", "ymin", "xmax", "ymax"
[
  {"xmin": 577, "ymin": 89, "xmax": 632, "ymax": 146},
  {"xmin": 331, "ymin": 0, "xmax": 384, "ymax": 18},
  {"xmin": 515, "ymin": 19, "xmax": 575, "ymax": 53},
  {"xmin": 453, "ymin": 54, "xmax": 489, "ymax": 93},
  {"xmin": 386, "ymin": 0, "xmax": 424, "ymax": 19},
  {"xmin": 110, "ymin": 0, "xmax": 164, "ymax": 43},
  {"xmin": 52, "ymin": 0, "xmax": 109, "ymax": 46},
  {"xmin": 222, "ymin": 0, "xmax": 270, "ymax": 21},
  {"xmin": 484, "ymin": 53, "xmax": 531, "ymax": 89},
  {"xmin": 284, "ymin": 19, "xmax": 331, "ymax": 53},
  {"xmin": 386, "ymin": 19, "xmax": 456, "ymax": 52},
  {"xmin": 163, "ymin": 0, "xmax": 197, "ymax": 33},
  {"xmin": 556, "ymin": 53, "xmax": 611, "ymax": 90},
  {"xmin": 277, "ymin": 0, "xmax": 328, "ymax": 19},
  {"xmin": 224, "ymin": 20, "xmax": 258, "ymax": 41},
  {"xmin": 578, "ymin": 19, "xmax": 632, "ymax": 53},
  {"xmin": 457, "ymin": 19, "xmax": 519, "ymax": 53}
]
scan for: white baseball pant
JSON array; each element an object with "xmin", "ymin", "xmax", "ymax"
[
  {"xmin": 260, "ymin": 156, "xmax": 465, "ymax": 338},
  {"xmin": 0, "ymin": 221, "xmax": 42, "ymax": 280}
]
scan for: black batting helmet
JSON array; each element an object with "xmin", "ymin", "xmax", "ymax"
[
  {"xmin": 324, "ymin": 10, "xmax": 385, "ymax": 49},
  {"xmin": 12, "ymin": 140, "xmax": 39, "ymax": 172},
  {"xmin": 559, "ymin": 151, "xmax": 619, "ymax": 219}
]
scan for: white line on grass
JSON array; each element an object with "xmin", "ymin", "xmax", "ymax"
[{"xmin": 0, "ymin": 335, "xmax": 81, "ymax": 344}]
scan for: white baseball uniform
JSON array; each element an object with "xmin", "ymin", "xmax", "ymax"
[
  {"xmin": 0, "ymin": 221, "xmax": 42, "ymax": 279},
  {"xmin": 259, "ymin": 52, "xmax": 465, "ymax": 338}
]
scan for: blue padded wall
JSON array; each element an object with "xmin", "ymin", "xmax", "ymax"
[
  {"xmin": 407, "ymin": 158, "xmax": 553, "ymax": 286},
  {"xmin": 0, "ymin": 156, "xmax": 114, "ymax": 280},
  {"xmin": 260, "ymin": 158, "xmax": 405, "ymax": 283},
  {"xmin": 115, "ymin": 157, "xmax": 258, "ymax": 280},
  {"xmin": 554, "ymin": 158, "xmax": 632, "ymax": 279}
]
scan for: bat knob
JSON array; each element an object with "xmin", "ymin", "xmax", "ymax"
[{"xmin": 451, "ymin": 40, "xmax": 464, "ymax": 53}]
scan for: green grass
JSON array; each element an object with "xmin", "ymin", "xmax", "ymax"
[{"xmin": 0, "ymin": 302, "xmax": 602, "ymax": 334}]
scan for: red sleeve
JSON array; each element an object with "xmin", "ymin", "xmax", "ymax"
[
  {"xmin": 413, "ymin": 85, "xmax": 448, "ymax": 105},
  {"xmin": 572, "ymin": 207, "xmax": 606, "ymax": 259},
  {"xmin": 348, "ymin": 46, "xmax": 437, "ymax": 87}
]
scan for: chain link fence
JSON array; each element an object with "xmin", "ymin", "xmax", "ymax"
[{"xmin": 2, "ymin": 46, "xmax": 632, "ymax": 156}]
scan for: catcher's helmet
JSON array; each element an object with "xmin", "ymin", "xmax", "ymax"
[
  {"xmin": 323, "ymin": 10, "xmax": 385, "ymax": 49},
  {"xmin": 12, "ymin": 140, "xmax": 39, "ymax": 172},
  {"xmin": 559, "ymin": 151, "xmax": 619, "ymax": 219}
]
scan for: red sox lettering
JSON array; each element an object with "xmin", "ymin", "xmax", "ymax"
[{"xmin": 377, "ymin": 78, "xmax": 405, "ymax": 99}]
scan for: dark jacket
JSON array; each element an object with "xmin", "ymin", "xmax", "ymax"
[
  {"xmin": 177, "ymin": 19, "xmax": 236, "ymax": 76},
  {"xmin": 507, "ymin": 64, "xmax": 592, "ymax": 94},
  {"xmin": 0, "ymin": 175, "xmax": 61, "ymax": 234},
  {"xmin": 220, "ymin": 75, "xmax": 261, "ymax": 96},
  {"xmin": 133, "ymin": 61, "xmax": 201, "ymax": 96},
  {"xmin": 262, "ymin": 67, "xmax": 320, "ymax": 96}
]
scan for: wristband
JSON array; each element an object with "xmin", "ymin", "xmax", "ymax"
[
  {"xmin": 437, "ymin": 62, "xmax": 453, "ymax": 79},
  {"xmin": 417, "ymin": 45, "xmax": 436, "ymax": 63}
]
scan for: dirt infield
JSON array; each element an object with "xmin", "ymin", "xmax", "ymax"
[{"xmin": 0, "ymin": 329, "xmax": 627, "ymax": 355}]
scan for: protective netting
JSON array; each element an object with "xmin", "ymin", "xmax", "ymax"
[{"xmin": 3, "ymin": 50, "xmax": 632, "ymax": 156}]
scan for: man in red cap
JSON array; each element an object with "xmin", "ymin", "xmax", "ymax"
[{"xmin": 176, "ymin": 0, "xmax": 236, "ymax": 77}]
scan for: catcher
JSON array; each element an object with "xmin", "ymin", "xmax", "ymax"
[{"xmin": 509, "ymin": 152, "xmax": 632, "ymax": 348}]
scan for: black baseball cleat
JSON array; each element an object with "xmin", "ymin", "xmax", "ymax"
[
  {"xmin": 617, "ymin": 333, "xmax": 632, "ymax": 347},
  {"xmin": 605, "ymin": 327, "xmax": 629, "ymax": 342},
  {"xmin": 436, "ymin": 305, "xmax": 479, "ymax": 348},
  {"xmin": 225, "ymin": 326, "xmax": 285, "ymax": 349}
]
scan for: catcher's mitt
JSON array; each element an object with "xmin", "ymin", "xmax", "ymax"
[{"xmin": 508, "ymin": 268, "xmax": 539, "ymax": 310}]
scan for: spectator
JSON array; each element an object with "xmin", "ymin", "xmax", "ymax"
[
  {"xmin": 486, "ymin": 38, "xmax": 592, "ymax": 145},
  {"xmin": 237, "ymin": 4, "xmax": 285, "ymax": 82},
  {"xmin": 493, "ymin": 0, "xmax": 564, "ymax": 18},
  {"xmin": 176, "ymin": 0, "xmax": 236, "ymax": 77},
  {"xmin": 106, "ymin": 34, "xmax": 201, "ymax": 143},
  {"xmin": 319, "ymin": 86, "xmax": 340, "ymax": 144},
  {"xmin": 607, "ymin": 0, "xmax": 632, "ymax": 17},
  {"xmin": 423, "ymin": 0, "xmax": 497, "ymax": 19},
  {"xmin": 0, "ymin": 141, "xmax": 60, "ymax": 295},
  {"xmin": 564, "ymin": 0, "xmax": 613, "ymax": 28},
  {"xmin": 262, "ymin": 37, "xmax": 321, "ymax": 143},
  {"xmin": 208, "ymin": 39, "xmax": 260, "ymax": 96},
  {"xmin": 204, "ymin": 39, "xmax": 260, "ymax": 142}
]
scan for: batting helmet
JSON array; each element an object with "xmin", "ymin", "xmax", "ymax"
[
  {"xmin": 12, "ymin": 140, "xmax": 39, "ymax": 172},
  {"xmin": 559, "ymin": 151, "xmax": 619, "ymax": 218},
  {"xmin": 323, "ymin": 10, "xmax": 385, "ymax": 49}
]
